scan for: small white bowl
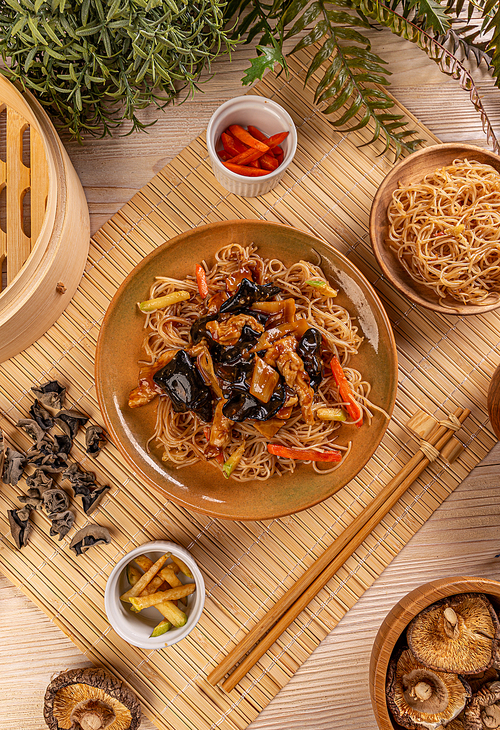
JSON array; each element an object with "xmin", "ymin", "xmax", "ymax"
[
  {"xmin": 206, "ymin": 95, "xmax": 297, "ymax": 197},
  {"xmin": 104, "ymin": 541, "xmax": 205, "ymax": 649}
]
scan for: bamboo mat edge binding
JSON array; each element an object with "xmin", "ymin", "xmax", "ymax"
[{"xmin": 0, "ymin": 46, "xmax": 498, "ymax": 730}]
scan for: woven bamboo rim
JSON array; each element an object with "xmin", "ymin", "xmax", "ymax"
[{"xmin": 0, "ymin": 76, "xmax": 89, "ymax": 363}]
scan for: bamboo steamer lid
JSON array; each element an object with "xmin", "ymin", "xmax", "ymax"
[{"xmin": 0, "ymin": 75, "xmax": 89, "ymax": 363}]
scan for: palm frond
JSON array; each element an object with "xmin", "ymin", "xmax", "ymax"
[{"xmin": 352, "ymin": 0, "xmax": 500, "ymax": 151}]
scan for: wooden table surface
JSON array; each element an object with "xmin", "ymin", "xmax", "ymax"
[{"xmin": 2, "ymin": 31, "xmax": 500, "ymax": 730}]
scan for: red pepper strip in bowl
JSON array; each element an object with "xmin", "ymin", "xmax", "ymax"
[
  {"xmin": 223, "ymin": 161, "xmax": 271, "ymax": 177},
  {"xmin": 268, "ymin": 444, "xmax": 342, "ymax": 462},
  {"xmin": 330, "ymin": 356, "xmax": 363, "ymax": 427},
  {"xmin": 228, "ymin": 124, "xmax": 269, "ymax": 152},
  {"xmin": 195, "ymin": 264, "xmax": 208, "ymax": 298}
]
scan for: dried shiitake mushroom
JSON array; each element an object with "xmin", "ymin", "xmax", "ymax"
[
  {"xmin": 464, "ymin": 680, "xmax": 500, "ymax": 730},
  {"xmin": 43, "ymin": 667, "xmax": 141, "ymax": 730},
  {"xmin": 387, "ymin": 648, "xmax": 471, "ymax": 730},
  {"xmin": 407, "ymin": 594, "xmax": 500, "ymax": 675}
]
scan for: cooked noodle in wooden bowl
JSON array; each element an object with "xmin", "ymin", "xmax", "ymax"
[{"xmin": 370, "ymin": 144, "xmax": 500, "ymax": 315}]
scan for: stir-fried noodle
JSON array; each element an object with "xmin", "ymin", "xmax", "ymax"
[{"xmin": 137, "ymin": 244, "xmax": 378, "ymax": 481}]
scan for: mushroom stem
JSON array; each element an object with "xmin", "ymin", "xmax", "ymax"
[
  {"xmin": 443, "ymin": 607, "xmax": 460, "ymax": 639},
  {"xmin": 409, "ymin": 681, "xmax": 433, "ymax": 702},
  {"xmin": 79, "ymin": 713, "xmax": 104, "ymax": 730}
]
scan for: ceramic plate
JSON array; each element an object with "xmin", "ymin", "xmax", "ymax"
[{"xmin": 95, "ymin": 220, "xmax": 397, "ymax": 521}]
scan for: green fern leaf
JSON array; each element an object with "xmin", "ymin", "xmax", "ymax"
[{"xmin": 416, "ymin": 0, "xmax": 451, "ymax": 33}]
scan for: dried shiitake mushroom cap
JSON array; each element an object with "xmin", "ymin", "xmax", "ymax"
[
  {"xmin": 407, "ymin": 594, "xmax": 499, "ymax": 675},
  {"xmin": 387, "ymin": 648, "xmax": 471, "ymax": 730},
  {"xmin": 464, "ymin": 680, "xmax": 500, "ymax": 730},
  {"xmin": 43, "ymin": 667, "xmax": 141, "ymax": 730}
]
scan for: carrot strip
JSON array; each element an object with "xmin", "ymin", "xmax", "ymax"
[
  {"xmin": 228, "ymin": 132, "xmax": 289, "ymax": 166},
  {"xmin": 223, "ymin": 161, "xmax": 270, "ymax": 177},
  {"xmin": 247, "ymin": 125, "xmax": 277, "ymax": 157},
  {"xmin": 221, "ymin": 131, "xmax": 247, "ymax": 157},
  {"xmin": 330, "ymin": 357, "xmax": 363, "ymax": 426},
  {"xmin": 218, "ymin": 150, "xmax": 232, "ymax": 161},
  {"xmin": 195, "ymin": 264, "xmax": 208, "ymax": 298},
  {"xmin": 249, "ymin": 159, "xmax": 261, "ymax": 168},
  {"xmin": 260, "ymin": 153, "xmax": 279, "ymax": 171},
  {"xmin": 267, "ymin": 444, "xmax": 342, "ymax": 462},
  {"xmin": 228, "ymin": 124, "xmax": 269, "ymax": 152}
]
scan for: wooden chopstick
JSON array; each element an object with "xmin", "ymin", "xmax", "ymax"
[{"xmin": 207, "ymin": 407, "xmax": 470, "ymax": 691}]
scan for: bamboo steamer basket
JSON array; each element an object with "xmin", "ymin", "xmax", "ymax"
[
  {"xmin": 0, "ymin": 75, "xmax": 89, "ymax": 363},
  {"xmin": 369, "ymin": 576, "xmax": 500, "ymax": 729}
]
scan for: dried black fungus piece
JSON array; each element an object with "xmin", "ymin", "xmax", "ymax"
[
  {"xmin": 43, "ymin": 488, "xmax": 70, "ymax": 519},
  {"xmin": 3, "ymin": 448, "xmax": 27, "ymax": 485},
  {"xmin": 81, "ymin": 484, "xmax": 111, "ymax": 515},
  {"xmin": 69, "ymin": 525, "xmax": 111, "ymax": 556},
  {"xmin": 54, "ymin": 410, "xmax": 89, "ymax": 439},
  {"xmin": 27, "ymin": 434, "xmax": 68, "ymax": 473},
  {"xmin": 17, "ymin": 418, "xmax": 47, "ymax": 448},
  {"xmin": 29, "ymin": 400, "xmax": 54, "ymax": 431},
  {"xmin": 18, "ymin": 487, "xmax": 44, "ymax": 512},
  {"xmin": 8, "ymin": 508, "xmax": 32, "ymax": 548},
  {"xmin": 31, "ymin": 380, "xmax": 66, "ymax": 411},
  {"xmin": 297, "ymin": 327, "xmax": 323, "ymax": 390},
  {"xmin": 53, "ymin": 433, "xmax": 72, "ymax": 455},
  {"xmin": 26, "ymin": 469, "xmax": 53, "ymax": 493},
  {"xmin": 219, "ymin": 278, "xmax": 281, "ymax": 314},
  {"xmin": 153, "ymin": 349, "xmax": 213, "ymax": 423},
  {"xmin": 49, "ymin": 510, "xmax": 75, "ymax": 540},
  {"xmin": 85, "ymin": 425, "xmax": 106, "ymax": 458},
  {"xmin": 63, "ymin": 463, "xmax": 96, "ymax": 496}
]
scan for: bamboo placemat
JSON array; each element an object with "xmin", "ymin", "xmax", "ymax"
[{"xmin": 0, "ymin": 46, "xmax": 498, "ymax": 730}]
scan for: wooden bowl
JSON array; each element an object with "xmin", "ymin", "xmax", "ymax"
[
  {"xmin": 369, "ymin": 143, "xmax": 500, "ymax": 316},
  {"xmin": 369, "ymin": 576, "xmax": 500, "ymax": 730},
  {"xmin": 0, "ymin": 76, "xmax": 89, "ymax": 362},
  {"xmin": 95, "ymin": 219, "xmax": 398, "ymax": 521}
]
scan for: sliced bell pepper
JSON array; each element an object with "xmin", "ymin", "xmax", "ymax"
[
  {"xmin": 267, "ymin": 444, "xmax": 342, "ymax": 462},
  {"xmin": 330, "ymin": 357, "xmax": 363, "ymax": 426}
]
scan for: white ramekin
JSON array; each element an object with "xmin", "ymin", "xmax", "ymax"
[
  {"xmin": 206, "ymin": 95, "xmax": 297, "ymax": 197},
  {"xmin": 104, "ymin": 541, "xmax": 205, "ymax": 649}
]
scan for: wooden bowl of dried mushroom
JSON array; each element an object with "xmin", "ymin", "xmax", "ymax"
[{"xmin": 369, "ymin": 576, "xmax": 500, "ymax": 730}]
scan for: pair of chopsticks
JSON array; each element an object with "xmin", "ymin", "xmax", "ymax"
[{"xmin": 207, "ymin": 406, "xmax": 470, "ymax": 692}]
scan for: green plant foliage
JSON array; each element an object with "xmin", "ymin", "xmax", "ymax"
[
  {"xmin": 228, "ymin": 0, "xmax": 500, "ymax": 156},
  {"xmin": 0, "ymin": 0, "xmax": 236, "ymax": 140},
  {"xmin": 228, "ymin": 0, "xmax": 424, "ymax": 156}
]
